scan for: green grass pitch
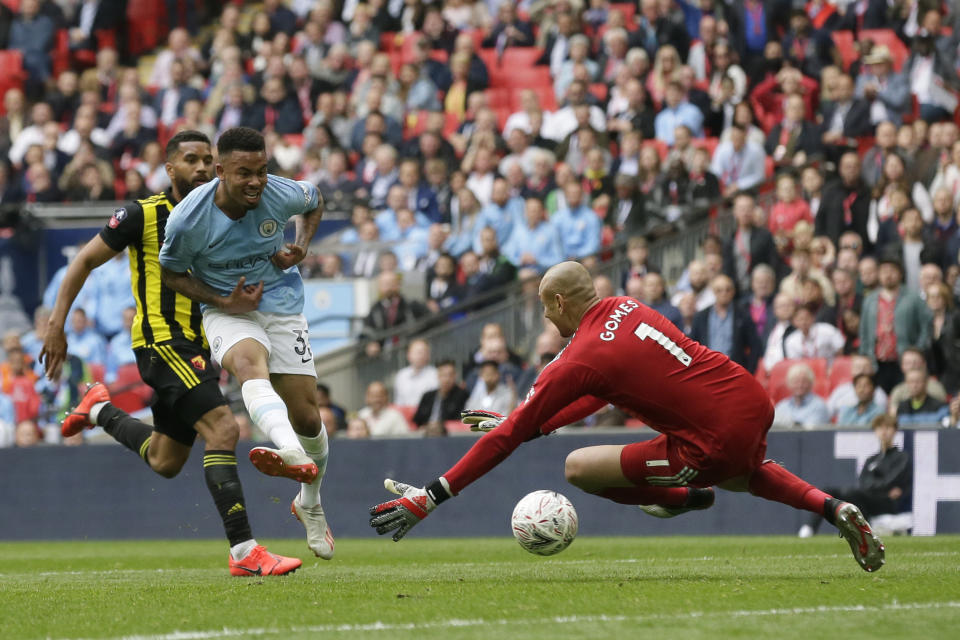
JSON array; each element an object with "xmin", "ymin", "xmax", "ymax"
[{"xmin": 3, "ymin": 536, "xmax": 959, "ymax": 639}]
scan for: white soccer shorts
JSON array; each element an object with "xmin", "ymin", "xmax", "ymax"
[{"xmin": 203, "ymin": 309, "xmax": 317, "ymax": 377}]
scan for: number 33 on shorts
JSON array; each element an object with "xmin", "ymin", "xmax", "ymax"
[{"xmin": 293, "ymin": 329, "xmax": 313, "ymax": 364}]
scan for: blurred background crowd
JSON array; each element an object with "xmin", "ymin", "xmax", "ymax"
[{"xmin": 3, "ymin": 0, "xmax": 960, "ymax": 447}]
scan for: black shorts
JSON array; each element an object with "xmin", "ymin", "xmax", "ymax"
[{"xmin": 135, "ymin": 340, "xmax": 228, "ymax": 446}]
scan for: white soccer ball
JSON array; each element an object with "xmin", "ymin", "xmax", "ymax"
[{"xmin": 511, "ymin": 490, "xmax": 579, "ymax": 556}]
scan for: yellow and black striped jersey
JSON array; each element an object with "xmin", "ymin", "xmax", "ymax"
[{"xmin": 99, "ymin": 192, "xmax": 205, "ymax": 349}]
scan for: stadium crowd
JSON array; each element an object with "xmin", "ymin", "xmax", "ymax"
[{"xmin": 4, "ymin": 0, "xmax": 960, "ymax": 445}]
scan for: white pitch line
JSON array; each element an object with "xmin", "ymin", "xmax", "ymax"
[
  {"xmin": 61, "ymin": 601, "xmax": 960, "ymax": 640},
  {"xmin": 3, "ymin": 550, "xmax": 957, "ymax": 579}
]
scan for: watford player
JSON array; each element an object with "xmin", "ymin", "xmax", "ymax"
[
  {"xmin": 40, "ymin": 131, "xmax": 301, "ymax": 577},
  {"xmin": 370, "ymin": 261, "xmax": 885, "ymax": 573}
]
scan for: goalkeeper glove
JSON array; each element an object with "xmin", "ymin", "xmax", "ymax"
[
  {"xmin": 369, "ymin": 478, "xmax": 452, "ymax": 541},
  {"xmin": 461, "ymin": 408, "xmax": 505, "ymax": 432}
]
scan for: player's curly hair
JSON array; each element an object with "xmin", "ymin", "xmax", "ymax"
[
  {"xmin": 165, "ymin": 130, "xmax": 211, "ymax": 158},
  {"xmin": 217, "ymin": 127, "xmax": 265, "ymax": 157}
]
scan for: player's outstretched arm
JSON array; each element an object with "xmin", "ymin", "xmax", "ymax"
[
  {"xmin": 41, "ymin": 236, "xmax": 119, "ymax": 380},
  {"xmin": 272, "ymin": 194, "xmax": 325, "ymax": 270},
  {"xmin": 161, "ymin": 268, "xmax": 263, "ymax": 314},
  {"xmin": 369, "ymin": 477, "xmax": 453, "ymax": 541}
]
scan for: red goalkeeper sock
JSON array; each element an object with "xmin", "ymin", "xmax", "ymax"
[
  {"xmin": 599, "ymin": 486, "xmax": 690, "ymax": 506},
  {"xmin": 748, "ymin": 461, "xmax": 831, "ymax": 514}
]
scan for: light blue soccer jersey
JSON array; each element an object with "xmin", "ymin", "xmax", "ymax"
[{"xmin": 159, "ymin": 175, "xmax": 320, "ymax": 314}]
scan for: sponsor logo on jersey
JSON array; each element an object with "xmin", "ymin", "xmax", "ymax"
[
  {"xmin": 599, "ymin": 299, "xmax": 640, "ymax": 341},
  {"xmin": 212, "ymin": 336, "xmax": 222, "ymax": 353},
  {"xmin": 208, "ymin": 253, "xmax": 272, "ymax": 270},
  {"xmin": 108, "ymin": 208, "xmax": 127, "ymax": 229},
  {"xmin": 190, "ymin": 355, "xmax": 206, "ymax": 371},
  {"xmin": 259, "ymin": 219, "xmax": 279, "ymax": 237}
]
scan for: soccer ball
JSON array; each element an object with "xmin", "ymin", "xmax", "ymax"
[{"xmin": 510, "ymin": 490, "xmax": 579, "ymax": 556}]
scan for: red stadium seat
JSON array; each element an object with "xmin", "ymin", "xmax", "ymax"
[
  {"xmin": 501, "ymin": 47, "xmax": 543, "ymax": 68},
  {"xmin": 0, "ymin": 51, "xmax": 25, "ymax": 111},
  {"xmin": 588, "ymin": 82, "xmax": 608, "ymax": 102},
  {"xmin": 428, "ymin": 49, "xmax": 449, "ymax": 64},
  {"xmin": 642, "ymin": 139, "xmax": 669, "ymax": 161},
  {"xmin": 127, "ymin": 0, "xmax": 166, "ymax": 56},
  {"xmin": 484, "ymin": 87, "xmax": 512, "ymax": 109},
  {"xmin": 828, "ymin": 356, "xmax": 854, "ymax": 392},
  {"xmin": 109, "ymin": 363, "xmax": 153, "ymax": 414},
  {"xmin": 767, "ymin": 358, "xmax": 830, "ymax": 403},
  {"xmin": 691, "ymin": 137, "xmax": 719, "ymax": 157},
  {"xmin": 283, "ymin": 133, "xmax": 305, "ymax": 148},
  {"xmin": 380, "ymin": 32, "xmax": 399, "ymax": 54},
  {"xmin": 610, "ymin": 3, "xmax": 636, "ymax": 24},
  {"xmin": 860, "ymin": 29, "xmax": 909, "ymax": 71},
  {"xmin": 832, "ymin": 31, "xmax": 856, "ymax": 71},
  {"xmin": 444, "ymin": 419, "xmax": 472, "ymax": 433},
  {"xmin": 395, "ymin": 405, "xmax": 417, "ymax": 430},
  {"xmin": 1, "ymin": 0, "xmax": 19, "ymax": 11}
]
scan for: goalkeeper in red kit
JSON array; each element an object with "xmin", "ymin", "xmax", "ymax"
[{"xmin": 370, "ymin": 262, "xmax": 885, "ymax": 572}]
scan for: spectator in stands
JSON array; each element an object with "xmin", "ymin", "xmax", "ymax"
[
  {"xmin": 104, "ymin": 306, "xmax": 136, "ymax": 385},
  {"xmin": 895, "ymin": 368, "xmax": 949, "ymax": 425},
  {"xmin": 816, "ymin": 152, "xmax": 872, "ymax": 249},
  {"xmin": 153, "ymin": 59, "xmax": 202, "ymax": 129},
  {"xmin": 393, "ymin": 339, "xmax": 439, "ymax": 408},
  {"xmin": 925, "ymin": 282, "xmax": 960, "ymax": 395},
  {"xmin": 553, "ymin": 181, "xmax": 602, "ymax": 260},
  {"xmin": 149, "ymin": 28, "xmax": 201, "ymax": 90},
  {"xmin": 619, "ymin": 236, "xmax": 656, "ymax": 288},
  {"xmin": 358, "ymin": 381, "xmax": 410, "ymax": 437},
  {"xmin": 773, "ymin": 362, "xmax": 830, "ymax": 428},
  {"xmin": 861, "ymin": 121, "xmax": 900, "ymax": 190},
  {"xmin": 887, "ymin": 347, "xmax": 948, "ymax": 411},
  {"xmin": 860, "ymin": 254, "xmax": 932, "ymax": 393},
  {"xmin": 64, "ymin": 162, "xmax": 114, "ymax": 202},
  {"xmin": 425, "ymin": 253, "xmax": 463, "ymax": 313},
  {"xmin": 474, "ymin": 226, "xmax": 518, "ymax": 290},
  {"xmin": 483, "ymin": 2, "xmax": 535, "ymax": 49},
  {"xmin": 906, "ymin": 28, "xmax": 960, "ymax": 123},
  {"xmin": 361, "ymin": 271, "xmax": 428, "ymax": 358},
  {"xmin": 783, "ymin": 303, "xmax": 846, "ymax": 361},
  {"xmin": 64, "ymin": 307, "xmax": 107, "ymax": 367},
  {"xmin": 0, "ymin": 389, "xmax": 14, "ymax": 448},
  {"xmin": 738, "ymin": 263, "xmax": 777, "ymax": 349},
  {"xmin": 782, "ymin": 8, "xmax": 836, "ymax": 80},
  {"xmin": 765, "ymin": 94, "xmax": 822, "ymax": 169},
  {"xmin": 243, "ymin": 76, "xmax": 304, "ymax": 136},
  {"xmin": 23, "ymin": 162, "xmax": 61, "ymax": 202},
  {"xmin": 470, "ymin": 177, "xmax": 519, "ymax": 253},
  {"xmin": 691, "ymin": 274, "xmax": 759, "ymax": 370},
  {"xmin": 343, "ymin": 416, "xmax": 371, "ymax": 439},
  {"xmin": 855, "ymin": 46, "xmax": 910, "ymax": 127},
  {"xmin": 315, "ymin": 149, "xmax": 359, "ymax": 217},
  {"xmin": 415, "ymin": 224, "xmax": 450, "ymax": 273},
  {"xmin": 654, "ymin": 81, "xmax": 705, "ymax": 145},
  {"xmin": 465, "ymin": 360, "xmax": 516, "ymax": 417},
  {"xmin": 723, "ymin": 192, "xmax": 779, "ymax": 294},
  {"xmin": 0, "ymin": 342, "xmax": 40, "ymax": 435},
  {"xmin": 828, "ymin": 355, "xmax": 888, "ymax": 421},
  {"xmin": 413, "ymin": 360, "xmax": 469, "ymax": 428},
  {"xmin": 821, "ymin": 73, "xmax": 873, "ymax": 159},
  {"xmin": 762, "ymin": 292, "xmax": 798, "ymax": 373},
  {"xmin": 9, "ymin": 0, "xmax": 55, "ymax": 98},
  {"xmin": 769, "ymin": 173, "xmax": 814, "ymax": 242},
  {"xmin": 607, "ymin": 77, "xmax": 656, "ymax": 142},
  {"xmin": 799, "ymin": 413, "xmax": 910, "ymax": 537},
  {"xmin": 394, "ymin": 158, "xmax": 441, "ymax": 224},
  {"xmin": 710, "ymin": 123, "xmax": 766, "ymax": 197},
  {"xmin": 502, "ymin": 198, "xmax": 564, "ymax": 275},
  {"xmin": 641, "ymin": 272, "xmax": 682, "ymax": 329},
  {"xmin": 8, "ymin": 101, "xmax": 54, "ymax": 168},
  {"xmin": 604, "ymin": 173, "xmax": 645, "ymax": 240}
]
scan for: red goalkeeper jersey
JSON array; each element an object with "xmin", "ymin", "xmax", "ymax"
[{"xmin": 443, "ymin": 296, "xmax": 774, "ymax": 493}]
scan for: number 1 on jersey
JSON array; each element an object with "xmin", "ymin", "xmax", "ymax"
[{"xmin": 634, "ymin": 322, "xmax": 693, "ymax": 366}]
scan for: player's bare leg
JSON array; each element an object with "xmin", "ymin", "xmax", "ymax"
[
  {"xmin": 735, "ymin": 461, "xmax": 885, "ymax": 571},
  {"xmin": 564, "ymin": 445, "xmax": 713, "ymax": 516},
  {"xmin": 222, "ymin": 339, "xmax": 318, "ymax": 483},
  {"xmin": 272, "ymin": 372, "xmax": 334, "ymax": 560}
]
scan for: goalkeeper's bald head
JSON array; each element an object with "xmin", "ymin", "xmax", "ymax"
[{"xmin": 539, "ymin": 262, "xmax": 601, "ymax": 337}]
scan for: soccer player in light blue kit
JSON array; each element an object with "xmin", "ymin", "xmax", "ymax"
[{"xmin": 159, "ymin": 127, "xmax": 333, "ymax": 560}]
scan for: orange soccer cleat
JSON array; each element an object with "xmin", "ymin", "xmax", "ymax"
[
  {"xmin": 228, "ymin": 545, "xmax": 302, "ymax": 577},
  {"xmin": 61, "ymin": 383, "xmax": 111, "ymax": 438},
  {"xmin": 249, "ymin": 446, "xmax": 319, "ymax": 483}
]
